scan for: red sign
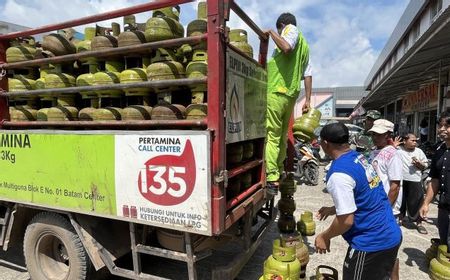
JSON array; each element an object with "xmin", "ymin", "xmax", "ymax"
[
  {"xmin": 138, "ymin": 140, "xmax": 196, "ymax": 206},
  {"xmin": 402, "ymin": 83, "xmax": 438, "ymax": 113}
]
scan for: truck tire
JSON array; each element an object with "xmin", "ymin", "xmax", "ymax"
[{"xmin": 23, "ymin": 212, "xmax": 91, "ymax": 280}]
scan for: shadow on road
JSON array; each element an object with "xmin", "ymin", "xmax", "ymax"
[{"xmin": 403, "ymin": 247, "xmax": 428, "ymax": 273}]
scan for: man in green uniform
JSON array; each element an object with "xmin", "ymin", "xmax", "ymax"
[
  {"xmin": 264, "ymin": 13, "xmax": 312, "ymax": 195},
  {"xmin": 350, "ymin": 110, "xmax": 381, "ymax": 157}
]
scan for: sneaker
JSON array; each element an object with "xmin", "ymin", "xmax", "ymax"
[{"xmin": 266, "ymin": 181, "xmax": 279, "ymax": 196}]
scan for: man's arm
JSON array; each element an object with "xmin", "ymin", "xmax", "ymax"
[
  {"xmin": 315, "ymin": 213, "xmax": 354, "ymax": 253},
  {"xmin": 267, "ymin": 29, "xmax": 292, "ymax": 54},
  {"xmin": 420, "ymin": 178, "xmax": 439, "ymax": 218},
  {"xmin": 387, "ymin": 180, "xmax": 401, "ymax": 205},
  {"xmin": 302, "ymin": 75, "xmax": 312, "ymax": 113}
]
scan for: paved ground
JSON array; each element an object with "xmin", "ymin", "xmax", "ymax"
[
  {"xmin": 238, "ymin": 164, "xmax": 438, "ymax": 279},
  {"xmin": 0, "ymin": 164, "xmax": 439, "ymax": 279}
]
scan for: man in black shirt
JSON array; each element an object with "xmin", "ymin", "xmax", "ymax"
[{"xmin": 420, "ymin": 110, "xmax": 450, "ymax": 246}]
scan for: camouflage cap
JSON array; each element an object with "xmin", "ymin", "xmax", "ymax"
[{"xmin": 365, "ymin": 110, "xmax": 381, "ymax": 120}]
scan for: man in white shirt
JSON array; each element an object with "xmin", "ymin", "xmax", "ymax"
[
  {"xmin": 398, "ymin": 133, "xmax": 428, "ymax": 233},
  {"xmin": 369, "ymin": 119, "xmax": 403, "ymax": 217}
]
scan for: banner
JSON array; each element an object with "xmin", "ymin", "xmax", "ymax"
[{"xmin": 0, "ymin": 131, "xmax": 211, "ymax": 235}]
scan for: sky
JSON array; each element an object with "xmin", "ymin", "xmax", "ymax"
[{"xmin": 0, "ymin": 0, "xmax": 410, "ymax": 88}]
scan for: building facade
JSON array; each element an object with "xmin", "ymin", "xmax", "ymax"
[
  {"xmin": 361, "ymin": 0, "xmax": 450, "ymax": 142},
  {"xmin": 295, "ymin": 86, "xmax": 367, "ymax": 124}
]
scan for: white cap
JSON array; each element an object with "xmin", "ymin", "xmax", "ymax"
[{"xmin": 368, "ymin": 119, "xmax": 394, "ymax": 134}]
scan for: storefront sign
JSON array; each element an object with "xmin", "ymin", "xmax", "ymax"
[{"xmin": 402, "ymin": 83, "xmax": 438, "ymax": 113}]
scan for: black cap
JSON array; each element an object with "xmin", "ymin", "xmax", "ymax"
[{"xmin": 320, "ymin": 122, "xmax": 349, "ymax": 144}]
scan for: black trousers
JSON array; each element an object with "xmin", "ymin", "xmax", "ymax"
[
  {"xmin": 343, "ymin": 242, "xmax": 401, "ymax": 280},
  {"xmin": 400, "ymin": 180, "xmax": 424, "ymax": 222}
]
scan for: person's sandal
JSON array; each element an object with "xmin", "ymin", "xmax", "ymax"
[
  {"xmin": 417, "ymin": 224, "xmax": 428, "ymax": 235},
  {"xmin": 266, "ymin": 181, "xmax": 279, "ymax": 196}
]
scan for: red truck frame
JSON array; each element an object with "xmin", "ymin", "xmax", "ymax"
[{"xmin": 0, "ymin": 0, "xmax": 273, "ymax": 279}]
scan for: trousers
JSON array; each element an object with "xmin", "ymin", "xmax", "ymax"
[{"xmin": 265, "ymin": 91, "xmax": 296, "ymax": 182}]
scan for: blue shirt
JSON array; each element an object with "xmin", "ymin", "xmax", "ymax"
[{"xmin": 326, "ymin": 150, "xmax": 402, "ymax": 252}]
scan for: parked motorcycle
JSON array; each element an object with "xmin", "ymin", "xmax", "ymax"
[{"xmin": 293, "ymin": 140, "xmax": 320, "ymax": 185}]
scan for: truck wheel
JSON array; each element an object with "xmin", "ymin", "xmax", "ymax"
[{"xmin": 23, "ymin": 212, "xmax": 91, "ymax": 280}]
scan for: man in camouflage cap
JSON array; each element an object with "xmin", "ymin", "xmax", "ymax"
[{"xmin": 350, "ymin": 110, "xmax": 382, "ymax": 157}]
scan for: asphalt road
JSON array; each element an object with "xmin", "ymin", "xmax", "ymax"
[{"xmin": 0, "ymin": 164, "xmax": 440, "ymax": 279}]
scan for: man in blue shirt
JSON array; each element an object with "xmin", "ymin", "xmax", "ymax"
[{"xmin": 315, "ymin": 122, "xmax": 402, "ymax": 280}]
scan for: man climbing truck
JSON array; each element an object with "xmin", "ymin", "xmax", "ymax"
[{"xmin": 0, "ymin": 1, "xmax": 274, "ymax": 279}]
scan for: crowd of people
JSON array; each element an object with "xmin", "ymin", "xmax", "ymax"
[
  {"xmin": 264, "ymin": 11, "xmax": 447, "ymax": 279},
  {"xmin": 312, "ymin": 109, "xmax": 450, "ymax": 279}
]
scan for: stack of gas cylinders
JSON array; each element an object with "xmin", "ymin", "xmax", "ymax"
[{"xmin": 5, "ymin": 1, "xmax": 254, "ymax": 122}]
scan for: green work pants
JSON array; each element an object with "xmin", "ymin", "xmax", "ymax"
[{"xmin": 265, "ymin": 91, "xmax": 296, "ymax": 182}]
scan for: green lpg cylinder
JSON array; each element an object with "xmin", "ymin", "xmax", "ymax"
[
  {"xmin": 91, "ymin": 24, "xmax": 119, "ymax": 51},
  {"xmin": 36, "ymin": 108, "xmax": 50, "ymax": 121},
  {"xmin": 144, "ymin": 6, "xmax": 184, "ymax": 42},
  {"xmin": 78, "ymin": 107, "xmax": 97, "ymax": 121},
  {"xmin": 242, "ymin": 141, "xmax": 254, "ymax": 160},
  {"xmin": 229, "ymin": 29, "xmax": 253, "ymax": 59},
  {"xmin": 120, "ymin": 68, "xmax": 150, "ymax": 96},
  {"xmin": 197, "ymin": 1, "xmax": 207, "ymax": 20},
  {"xmin": 186, "ymin": 103, "xmax": 207, "ymax": 120},
  {"xmin": 260, "ymin": 239, "xmax": 301, "ymax": 280},
  {"xmin": 297, "ymin": 211, "xmax": 316, "ymax": 236},
  {"xmin": 278, "ymin": 198, "xmax": 296, "ymax": 215},
  {"xmin": 151, "ymin": 104, "xmax": 186, "ymax": 120},
  {"xmin": 147, "ymin": 49, "xmax": 185, "ymax": 88},
  {"xmin": 186, "ymin": 51, "xmax": 207, "ymax": 103},
  {"xmin": 187, "ymin": 2, "xmax": 207, "ymax": 50},
  {"xmin": 430, "ymin": 245, "xmax": 450, "ymax": 279},
  {"xmin": 6, "ymin": 37, "xmax": 36, "ymax": 63},
  {"xmin": 279, "ymin": 175, "xmax": 297, "ymax": 196},
  {"xmin": 118, "ymin": 15, "xmax": 146, "ymax": 47},
  {"xmin": 147, "ymin": 48, "xmax": 185, "ymax": 103},
  {"xmin": 76, "ymin": 27, "xmax": 96, "ymax": 53},
  {"xmin": 293, "ymin": 108, "xmax": 322, "ymax": 142},
  {"xmin": 93, "ymin": 107, "xmax": 123, "ymax": 121},
  {"xmin": 43, "ymin": 70, "xmax": 76, "ymax": 104},
  {"xmin": 281, "ymin": 232, "xmax": 310, "ymax": 280},
  {"xmin": 427, "ymin": 238, "xmax": 441, "ymax": 264},
  {"xmin": 8, "ymin": 75, "xmax": 36, "ymax": 102},
  {"xmin": 42, "ymin": 33, "xmax": 76, "ymax": 56},
  {"xmin": 76, "ymin": 63, "xmax": 99, "ymax": 100},
  {"xmin": 47, "ymin": 106, "xmax": 79, "ymax": 121},
  {"xmin": 278, "ymin": 214, "xmax": 296, "ymax": 234},
  {"xmin": 122, "ymin": 105, "xmax": 153, "ymax": 120},
  {"xmin": 10, "ymin": 106, "xmax": 37, "ymax": 121},
  {"xmin": 36, "ymin": 65, "xmax": 54, "ymax": 92},
  {"xmin": 93, "ymin": 61, "xmax": 124, "ymax": 98},
  {"xmin": 227, "ymin": 143, "xmax": 244, "ymax": 165},
  {"xmin": 240, "ymin": 172, "xmax": 253, "ymax": 190}
]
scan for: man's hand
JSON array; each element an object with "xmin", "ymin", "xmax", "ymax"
[
  {"xmin": 316, "ymin": 206, "xmax": 336, "ymax": 221},
  {"xmin": 419, "ymin": 203, "xmax": 429, "ymax": 220},
  {"xmin": 315, "ymin": 233, "xmax": 331, "ymax": 254},
  {"xmin": 302, "ymin": 101, "xmax": 311, "ymax": 113},
  {"xmin": 262, "ymin": 29, "xmax": 272, "ymax": 37},
  {"xmin": 392, "ymin": 136, "xmax": 403, "ymax": 148}
]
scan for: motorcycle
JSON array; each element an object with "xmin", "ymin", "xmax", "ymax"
[{"xmin": 293, "ymin": 140, "xmax": 320, "ymax": 185}]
